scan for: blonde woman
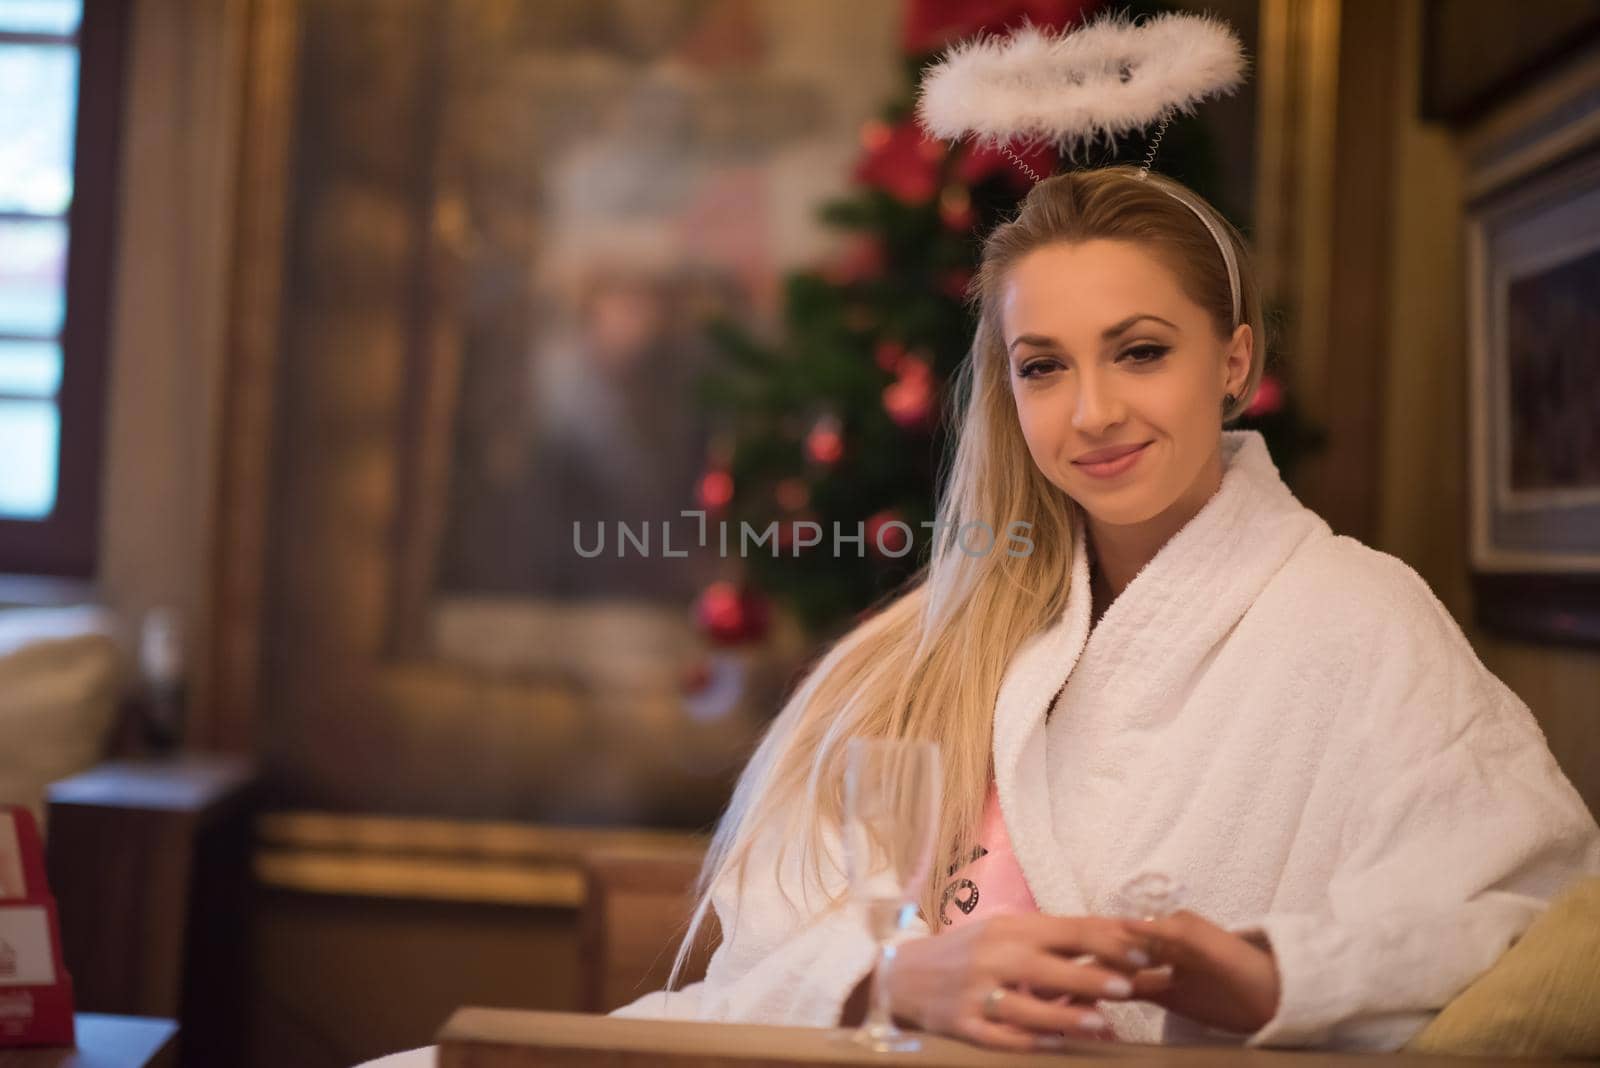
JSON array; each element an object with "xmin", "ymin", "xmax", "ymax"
[
  {"xmin": 606, "ymin": 165, "xmax": 1600, "ymax": 1051},
  {"xmin": 355, "ymin": 166, "xmax": 1599, "ymax": 1068}
]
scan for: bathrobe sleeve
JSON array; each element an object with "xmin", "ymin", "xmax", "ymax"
[
  {"xmin": 609, "ymin": 812, "xmax": 932, "ymax": 1026},
  {"xmin": 1239, "ymin": 554, "xmax": 1600, "ymax": 1050}
]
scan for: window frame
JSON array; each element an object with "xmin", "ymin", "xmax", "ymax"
[{"xmin": 0, "ymin": 1, "xmax": 129, "ymax": 576}]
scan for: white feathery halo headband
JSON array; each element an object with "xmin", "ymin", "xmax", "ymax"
[{"xmin": 915, "ymin": 10, "xmax": 1248, "ymax": 328}]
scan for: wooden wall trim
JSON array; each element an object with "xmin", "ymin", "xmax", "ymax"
[
  {"xmin": 254, "ymin": 810, "xmax": 707, "ymax": 907},
  {"xmin": 1254, "ymin": 0, "xmax": 1342, "ymax": 459},
  {"xmin": 254, "ymin": 849, "xmax": 589, "ymax": 907},
  {"xmin": 387, "ymin": 0, "xmax": 466, "ymax": 659},
  {"xmin": 1314, "ymin": 0, "xmax": 1400, "ymax": 540},
  {"xmin": 257, "ymin": 810, "xmax": 708, "ymax": 860},
  {"xmin": 200, "ymin": 0, "xmax": 301, "ymax": 752},
  {"xmin": 1254, "ymin": 0, "xmax": 1400, "ymax": 540}
]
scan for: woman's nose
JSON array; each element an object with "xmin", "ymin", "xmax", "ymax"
[{"xmin": 1071, "ymin": 371, "xmax": 1125, "ymax": 433}]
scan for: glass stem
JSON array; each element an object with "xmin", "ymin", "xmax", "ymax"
[{"xmin": 864, "ymin": 938, "xmax": 899, "ymax": 1034}]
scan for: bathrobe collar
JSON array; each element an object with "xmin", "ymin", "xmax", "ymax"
[{"xmin": 990, "ymin": 430, "xmax": 1329, "ymax": 918}]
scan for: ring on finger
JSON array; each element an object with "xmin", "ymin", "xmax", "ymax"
[{"xmin": 982, "ymin": 984, "xmax": 1008, "ymax": 1021}]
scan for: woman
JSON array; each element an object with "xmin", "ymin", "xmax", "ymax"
[
  {"xmin": 356, "ymin": 166, "xmax": 1598, "ymax": 1067},
  {"xmin": 606, "ymin": 164, "xmax": 1600, "ymax": 1051}
]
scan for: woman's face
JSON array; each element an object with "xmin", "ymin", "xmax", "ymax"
[{"xmin": 1000, "ymin": 239, "xmax": 1252, "ymax": 527}]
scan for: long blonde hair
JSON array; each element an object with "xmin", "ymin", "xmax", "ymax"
[{"xmin": 665, "ymin": 163, "xmax": 1266, "ymax": 987}]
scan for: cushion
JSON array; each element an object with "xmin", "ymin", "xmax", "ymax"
[
  {"xmin": 0, "ymin": 606, "xmax": 123, "ymax": 826},
  {"xmin": 1405, "ymin": 876, "xmax": 1600, "ymax": 1058}
]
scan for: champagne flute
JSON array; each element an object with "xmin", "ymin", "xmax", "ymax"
[{"xmin": 841, "ymin": 737, "xmax": 942, "ymax": 1052}]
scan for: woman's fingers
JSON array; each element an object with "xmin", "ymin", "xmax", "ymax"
[
  {"xmin": 922, "ymin": 912, "xmax": 1201, "ymax": 1051},
  {"xmin": 1130, "ymin": 965, "xmax": 1175, "ymax": 997},
  {"xmin": 974, "ymin": 985, "xmax": 1117, "ymax": 1043},
  {"xmin": 952, "ymin": 1013, "xmax": 1041, "ymax": 1053},
  {"xmin": 1124, "ymin": 910, "xmax": 1222, "ymax": 969},
  {"xmin": 1004, "ymin": 914, "xmax": 1152, "ymax": 973},
  {"xmin": 1011, "ymin": 948, "xmax": 1141, "ymax": 1002},
  {"xmin": 1117, "ymin": 911, "xmax": 1282, "ymax": 1034}
]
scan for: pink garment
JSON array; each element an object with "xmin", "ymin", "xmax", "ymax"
[
  {"xmin": 940, "ymin": 777, "xmax": 1092, "ymax": 1029},
  {"xmin": 939, "ymin": 776, "xmax": 1041, "ymax": 929}
]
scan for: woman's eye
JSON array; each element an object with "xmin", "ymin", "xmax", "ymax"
[
  {"xmin": 1120, "ymin": 344, "xmax": 1170, "ymax": 364},
  {"xmin": 1016, "ymin": 359, "xmax": 1060, "ymax": 379}
]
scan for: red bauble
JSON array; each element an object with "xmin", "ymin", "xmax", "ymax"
[
  {"xmin": 865, "ymin": 509, "xmax": 912, "ymax": 559},
  {"xmin": 694, "ymin": 582, "xmax": 771, "ymax": 645},
  {"xmin": 1244, "ymin": 374, "xmax": 1286, "ymax": 418},
  {"xmin": 853, "ymin": 119, "xmax": 946, "ymax": 205},
  {"xmin": 805, "ymin": 417, "xmax": 846, "ymax": 465},
  {"xmin": 697, "ymin": 469, "xmax": 734, "ymax": 510},
  {"xmin": 883, "ymin": 357, "xmax": 936, "ymax": 429}
]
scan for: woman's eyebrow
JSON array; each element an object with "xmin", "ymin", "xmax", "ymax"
[{"xmin": 1006, "ymin": 313, "xmax": 1180, "ymax": 352}]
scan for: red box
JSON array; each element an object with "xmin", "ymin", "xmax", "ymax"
[{"xmin": 0, "ymin": 806, "xmax": 75, "ymax": 1047}]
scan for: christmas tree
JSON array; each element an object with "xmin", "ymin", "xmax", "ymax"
[{"xmin": 693, "ymin": 0, "xmax": 1320, "ymax": 642}]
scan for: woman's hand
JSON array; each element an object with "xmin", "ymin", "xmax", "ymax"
[
  {"xmin": 874, "ymin": 914, "xmax": 1151, "ymax": 1051},
  {"xmin": 1120, "ymin": 910, "xmax": 1281, "ymax": 1036}
]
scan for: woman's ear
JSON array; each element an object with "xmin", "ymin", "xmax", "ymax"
[{"xmin": 1223, "ymin": 322, "xmax": 1253, "ymax": 396}]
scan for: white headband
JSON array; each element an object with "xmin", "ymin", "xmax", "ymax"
[{"xmin": 1147, "ymin": 176, "xmax": 1242, "ymax": 329}]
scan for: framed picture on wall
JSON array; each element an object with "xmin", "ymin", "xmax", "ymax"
[
  {"xmin": 1466, "ymin": 130, "xmax": 1600, "ymax": 645},
  {"xmin": 210, "ymin": 0, "xmax": 906, "ymax": 853}
]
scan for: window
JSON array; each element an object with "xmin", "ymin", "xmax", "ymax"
[{"xmin": 0, "ymin": 0, "xmax": 126, "ymax": 575}]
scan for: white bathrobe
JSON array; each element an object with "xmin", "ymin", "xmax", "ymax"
[{"xmin": 609, "ymin": 429, "xmax": 1600, "ymax": 1050}]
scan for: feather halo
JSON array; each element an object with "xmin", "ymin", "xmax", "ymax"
[{"xmin": 915, "ymin": 10, "xmax": 1247, "ymax": 160}]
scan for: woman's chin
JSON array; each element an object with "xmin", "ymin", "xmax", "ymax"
[
  {"xmin": 1063, "ymin": 480, "xmax": 1166, "ymax": 527},
  {"xmin": 1080, "ymin": 502, "xmax": 1164, "ymax": 528}
]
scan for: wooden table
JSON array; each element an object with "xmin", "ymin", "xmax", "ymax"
[
  {"xmin": 435, "ymin": 1008, "xmax": 1576, "ymax": 1068},
  {"xmin": 0, "ymin": 1014, "xmax": 177, "ymax": 1068}
]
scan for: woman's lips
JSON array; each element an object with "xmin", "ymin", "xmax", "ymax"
[{"xmin": 1072, "ymin": 441, "xmax": 1151, "ymax": 479}]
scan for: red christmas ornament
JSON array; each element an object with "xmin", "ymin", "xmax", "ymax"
[
  {"xmin": 866, "ymin": 509, "xmax": 912, "ymax": 559},
  {"xmin": 860, "ymin": 117, "xmax": 893, "ymax": 152},
  {"xmin": 883, "ymin": 357, "xmax": 936, "ymax": 429},
  {"xmin": 697, "ymin": 468, "xmax": 734, "ymax": 510},
  {"xmin": 1244, "ymin": 374, "xmax": 1286, "ymax": 418},
  {"xmin": 853, "ymin": 119, "xmax": 947, "ymax": 205},
  {"xmin": 805, "ymin": 416, "xmax": 846, "ymax": 465},
  {"xmin": 694, "ymin": 582, "xmax": 770, "ymax": 645}
]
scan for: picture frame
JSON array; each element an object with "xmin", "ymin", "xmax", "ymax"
[
  {"xmin": 204, "ymin": 0, "xmax": 895, "ymax": 851},
  {"xmin": 1464, "ymin": 57, "xmax": 1600, "ymax": 645}
]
